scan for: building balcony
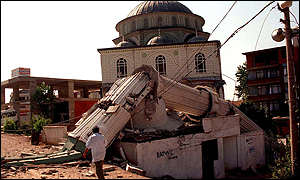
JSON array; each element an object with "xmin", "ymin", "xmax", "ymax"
[
  {"xmin": 248, "ymin": 77, "xmax": 281, "ymax": 86},
  {"xmin": 247, "ymin": 63, "xmax": 280, "ymax": 70},
  {"xmin": 248, "ymin": 93, "xmax": 283, "ymax": 102}
]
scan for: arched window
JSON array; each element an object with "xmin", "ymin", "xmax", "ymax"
[
  {"xmin": 155, "ymin": 55, "xmax": 166, "ymax": 75},
  {"xmin": 144, "ymin": 18, "xmax": 149, "ymax": 28},
  {"xmin": 117, "ymin": 58, "xmax": 127, "ymax": 78},
  {"xmin": 172, "ymin": 16, "xmax": 177, "ymax": 26},
  {"xmin": 195, "ymin": 53, "xmax": 206, "ymax": 72}
]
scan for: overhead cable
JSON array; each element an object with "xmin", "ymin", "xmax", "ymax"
[
  {"xmin": 255, "ymin": 4, "xmax": 277, "ymax": 50},
  {"xmin": 289, "ymin": 9, "xmax": 299, "ymax": 26},
  {"xmin": 209, "ymin": 1, "xmax": 237, "ymax": 40}
]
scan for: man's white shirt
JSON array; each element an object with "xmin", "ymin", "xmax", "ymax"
[{"xmin": 86, "ymin": 133, "xmax": 106, "ymax": 162}]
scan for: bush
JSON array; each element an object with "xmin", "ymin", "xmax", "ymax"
[
  {"xmin": 3, "ymin": 117, "xmax": 17, "ymax": 133},
  {"xmin": 267, "ymin": 136, "xmax": 292, "ymax": 179},
  {"xmin": 31, "ymin": 114, "xmax": 52, "ymax": 133}
]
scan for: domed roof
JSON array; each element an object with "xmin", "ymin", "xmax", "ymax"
[
  {"xmin": 127, "ymin": 1, "xmax": 193, "ymax": 18},
  {"xmin": 116, "ymin": 40, "xmax": 136, "ymax": 47},
  {"xmin": 187, "ymin": 36, "xmax": 207, "ymax": 43},
  {"xmin": 147, "ymin": 35, "xmax": 173, "ymax": 45}
]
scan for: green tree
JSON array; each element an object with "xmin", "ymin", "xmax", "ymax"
[
  {"xmin": 32, "ymin": 82, "xmax": 55, "ymax": 118},
  {"xmin": 235, "ymin": 62, "xmax": 248, "ymax": 101}
]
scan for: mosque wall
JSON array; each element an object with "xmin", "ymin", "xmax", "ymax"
[{"xmin": 99, "ymin": 41, "xmax": 221, "ymax": 85}]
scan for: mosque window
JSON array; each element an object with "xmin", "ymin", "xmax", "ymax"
[
  {"xmin": 195, "ymin": 53, "xmax": 206, "ymax": 72},
  {"xmin": 158, "ymin": 16, "xmax": 163, "ymax": 27},
  {"xmin": 144, "ymin": 18, "xmax": 149, "ymax": 28},
  {"xmin": 172, "ymin": 16, "xmax": 177, "ymax": 26},
  {"xmin": 117, "ymin": 58, "xmax": 127, "ymax": 78},
  {"xmin": 155, "ymin": 55, "xmax": 166, "ymax": 75}
]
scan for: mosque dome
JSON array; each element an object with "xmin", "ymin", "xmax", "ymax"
[
  {"xmin": 187, "ymin": 36, "xmax": 207, "ymax": 43},
  {"xmin": 116, "ymin": 40, "xmax": 136, "ymax": 47},
  {"xmin": 147, "ymin": 35, "xmax": 173, "ymax": 45},
  {"xmin": 127, "ymin": 1, "xmax": 193, "ymax": 18},
  {"xmin": 114, "ymin": 1, "xmax": 209, "ymax": 46}
]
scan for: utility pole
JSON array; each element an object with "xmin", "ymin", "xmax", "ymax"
[{"xmin": 277, "ymin": 3, "xmax": 299, "ymax": 176}]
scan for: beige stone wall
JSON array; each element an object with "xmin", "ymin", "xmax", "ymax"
[{"xmin": 100, "ymin": 42, "xmax": 221, "ymax": 86}]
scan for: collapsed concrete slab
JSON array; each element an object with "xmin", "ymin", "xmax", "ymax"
[{"xmin": 65, "ymin": 65, "xmax": 265, "ymax": 179}]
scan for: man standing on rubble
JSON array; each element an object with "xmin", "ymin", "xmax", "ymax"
[{"xmin": 83, "ymin": 126, "xmax": 106, "ymax": 179}]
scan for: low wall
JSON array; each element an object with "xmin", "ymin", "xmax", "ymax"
[{"xmin": 42, "ymin": 126, "xmax": 67, "ymax": 145}]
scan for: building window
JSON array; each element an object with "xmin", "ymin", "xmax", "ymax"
[
  {"xmin": 117, "ymin": 58, "xmax": 127, "ymax": 78},
  {"xmin": 258, "ymin": 85, "xmax": 268, "ymax": 95},
  {"xmin": 144, "ymin": 18, "xmax": 149, "ymax": 28},
  {"xmin": 248, "ymin": 71, "xmax": 256, "ymax": 80},
  {"xmin": 269, "ymin": 84, "xmax": 281, "ymax": 94},
  {"xmin": 283, "ymin": 65, "xmax": 287, "ymax": 76},
  {"xmin": 249, "ymin": 86, "xmax": 258, "ymax": 96},
  {"xmin": 172, "ymin": 16, "xmax": 177, "ymax": 26},
  {"xmin": 256, "ymin": 70, "xmax": 264, "ymax": 79},
  {"xmin": 269, "ymin": 68, "xmax": 279, "ymax": 78},
  {"xmin": 155, "ymin": 55, "xmax": 166, "ymax": 75},
  {"xmin": 270, "ymin": 101, "xmax": 280, "ymax": 112},
  {"xmin": 254, "ymin": 51, "xmax": 278, "ymax": 66},
  {"xmin": 195, "ymin": 53, "xmax": 206, "ymax": 72}
]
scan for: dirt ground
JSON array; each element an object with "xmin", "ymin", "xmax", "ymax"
[
  {"xmin": 1, "ymin": 132, "xmax": 273, "ymax": 179},
  {"xmin": 1, "ymin": 132, "xmax": 150, "ymax": 179}
]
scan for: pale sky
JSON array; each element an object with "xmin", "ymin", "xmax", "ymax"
[{"xmin": 1, "ymin": 1, "xmax": 299, "ymax": 103}]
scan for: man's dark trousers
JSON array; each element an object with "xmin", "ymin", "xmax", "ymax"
[{"xmin": 95, "ymin": 160, "xmax": 104, "ymax": 179}]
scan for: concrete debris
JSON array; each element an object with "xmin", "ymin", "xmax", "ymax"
[
  {"xmin": 41, "ymin": 175, "xmax": 47, "ymax": 179},
  {"xmin": 63, "ymin": 160, "xmax": 90, "ymax": 167},
  {"xmin": 1, "ymin": 174, "xmax": 7, "ymax": 178},
  {"xmin": 84, "ymin": 171, "xmax": 96, "ymax": 177},
  {"xmin": 19, "ymin": 166, "xmax": 27, "ymax": 172},
  {"xmin": 103, "ymin": 166, "xmax": 116, "ymax": 172},
  {"xmin": 20, "ymin": 152, "xmax": 36, "ymax": 157},
  {"xmin": 41, "ymin": 169, "xmax": 58, "ymax": 175},
  {"xmin": 126, "ymin": 164, "xmax": 146, "ymax": 176}
]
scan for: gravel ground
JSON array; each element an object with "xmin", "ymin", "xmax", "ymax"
[{"xmin": 1, "ymin": 132, "xmax": 150, "ymax": 179}]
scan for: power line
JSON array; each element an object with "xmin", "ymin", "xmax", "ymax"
[
  {"xmin": 289, "ymin": 9, "xmax": 299, "ymax": 26},
  {"xmin": 209, "ymin": 1, "xmax": 237, "ymax": 40},
  {"xmin": 255, "ymin": 4, "xmax": 277, "ymax": 50}
]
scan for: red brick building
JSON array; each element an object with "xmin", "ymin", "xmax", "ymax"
[{"xmin": 243, "ymin": 36, "xmax": 299, "ymax": 117}]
